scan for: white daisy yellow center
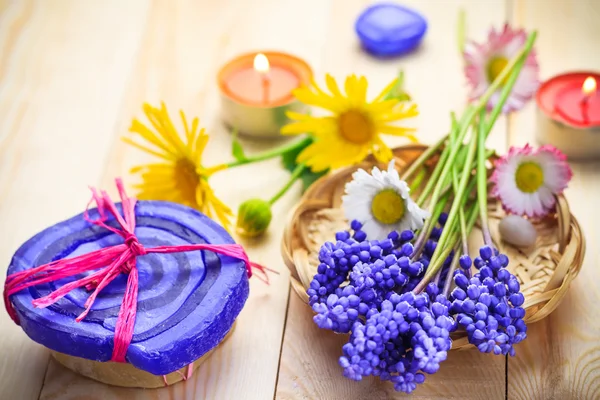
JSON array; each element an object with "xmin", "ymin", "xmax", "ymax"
[
  {"xmin": 338, "ymin": 110, "xmax": 373, "ymax": 144},
  {"xmin": 371, "ymin": 189, "xmax": 406, "ymax": 224},
  {"xmin": 487, "ymin": 56, "xmax": 509, "ymax": 86},
  {"xmin": 515, "ymin": 162, "xmax": 544, "ymax": 193}
]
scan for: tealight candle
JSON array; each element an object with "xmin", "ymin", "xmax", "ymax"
[
  {"xmin": 218, "ymin": 51, "xmax": 313, "ymax": 138},
  {"xmin": 536, "ymin": 71, "xmax": 600, "ymax": 159}
]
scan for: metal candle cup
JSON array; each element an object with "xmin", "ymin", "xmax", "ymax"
[
  {"xmin": 536, "ymin": 71, "xmax": 600, "ymax": 160},
  {"xmin": 217, "ymin": 51, "xmax": 313, "ymax": 139}
]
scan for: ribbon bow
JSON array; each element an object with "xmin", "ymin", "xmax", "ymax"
[{"xmin": 3, "ymin": 179, "xmax": 269, "ymax": 362}]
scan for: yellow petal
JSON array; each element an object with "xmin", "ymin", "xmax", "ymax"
[
  {"xmin": 373, "ymin": 76, "xmax": 400, "ymax": 103},
  {"xmin": 129, "ymin": 119, "xmax": 177, "ymax": 155},
  {"xmin": 297, "ymin": 137, "xmax": 369, "ymax": 172},
  {"xmin": 143, "ymin": 103, "xmax": 187, "ymax": 156},
  {"xmin": 122, "ymin": 137, "xmax": 174, "ymax": 160},
  {"xmin": 344, "ymin": 75, "xmax": 357, "ymax": 100},
  {"xmin": 325, "ymin": 74, "xmax": 344, "ymax": 100},
  {"xmin": 371, "ymin": 137, "xmax": 393, "ymax": 163},
  {"xmin": 130, "ymin": 162, "xmax": 174, "ymax": 174},
  {"xmin": 365, "ymin": 99, "xmax": 398, "ymax": 115},
  {"xmin": 281, "ymin": 116, "xmax": 337, "ymax": 137},
  {"xmin": 351, "ymin": 76, "xmax": 368, "ymax": 106},
  {"xmin": 378, "ymin": 124, "xmax": 418, "ymax": 138},
  {"xmin": 285, "ymin": 111, "xmax": 312, "ymax": 121}
]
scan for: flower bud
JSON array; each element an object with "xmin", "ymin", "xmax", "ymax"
[{"xmin": 236, "ymin": 198, "xmax": 272, "ymax": 237}]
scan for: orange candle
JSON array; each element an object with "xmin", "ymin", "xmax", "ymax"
[{"xmin": 218, "ymin": 51, "xmax": 312, "ymax": 138}]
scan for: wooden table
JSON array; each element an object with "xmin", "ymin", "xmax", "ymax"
[{"xmin": 1, "ymin": 1, "xmax": 598, "ymax": 399}]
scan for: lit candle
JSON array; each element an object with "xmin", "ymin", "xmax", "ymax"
[
  {"xmin": 536, "ymin": 71, "xmax": 600, "ymax": 159},
  {"xmin": 580, "ymin": 76, "xmax": 597, "ymax": 123},
  {"xmin": 217, "ymin": 51, "xmax": 313, "ymax": 138},
  {"xmin": 253, "ymin": 53, "xmax": 271, "ymax": 104}
]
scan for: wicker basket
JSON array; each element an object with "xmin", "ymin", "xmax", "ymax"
[{"xmin": 281, "ymin": 145, "xmax": 585, "ymax": 350}]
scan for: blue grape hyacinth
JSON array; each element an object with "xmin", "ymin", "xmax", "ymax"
[
  {"xmin": 307, "ymin": 218, "xmax": 524, "ymax": 394},
  {"xmin": 450, "ymin": 245, "xmax": 527, "ymax": 356},
  {"xmin": 339, "ymin": 285, "xmax": 455, "ymax": 393}
]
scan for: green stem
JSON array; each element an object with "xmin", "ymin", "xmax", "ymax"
[
  {"xmin": 475, "ymin": 32, "xmax": 538, "ymax": 111},
  {"xmin": 417, "ymin": 143, "xmax": 451, "ymax": 206},
  {"xmin": 401, "ymin": 135, "xmax": 447, "ymax": 181},
  {"xmin": 410, "ymin": 168, "xmax": 427, "ymax": 193},
  {"xmin": 225, "ymin": 136, "xmax": 312, "ymax": 168},
  {"xmin": 484, "ymin": 47, "xmax": 531, "ymax": 134},
  {"xmin": 449, "ymin": 116, "xmax": 469, "ymax": 256},
  {"xmin": 413, "ymin": 31, "xmax": 538, "ymax": 291},
  {"xmin": 422, "ymin": 122, "xmax": 478, "ymax": 286},
  {"xmin": 412, "ymin": 190, "xmax": 451, "ymax": 260},
  {"xmin": 477, "ymin": 110, "xmax": 493, "ymax": 246},
  {"xmin": 442, "ymin": 250, "xmax": 461, "ymax": 296},
  {"xmin": 268, "ymin": 163, "xmax": 306, "ymax": 205}
]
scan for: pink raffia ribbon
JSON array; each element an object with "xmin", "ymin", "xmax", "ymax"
[{"xmin": 3, "ymin": 179, "xmax": 271, "ymax": 363}]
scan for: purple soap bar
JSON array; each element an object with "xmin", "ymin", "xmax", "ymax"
[{"xmin": 7, "ymin": 201, "xmax": 249, "ymax": 375}]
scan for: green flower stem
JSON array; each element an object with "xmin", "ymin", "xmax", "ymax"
[
  {"xmin": 438, "ymin": 148, "xmax": 494, "ymax": 199},
  {"xmin": 268, "ymin": 162, "xmax": 306, "ymax": 205},
  {"xmin": 449, "ymin": 117, "xmax": 469, "ymax": 256},
  {"xmin": 412, "ymin": 191, "xmax": 452, "ymax": 260},
  {"xmin": 422, "ymin": 122, "xmax": 479, "ymax": 286},
  {"xmin": 410, "ymin": 168, "xmax": 427, "ymax": 193},
  {"xmin": 442, "ymin": 250, "xmax": 461, "ymax": 296},
  {"xmin": 413, "ymin": 31, "xmax": 538, "ymax": 291},
  {"xmin": 401, "ymin": 135, "xmax": 447, "ymax": 181},
  {"xmin": 416, "ymin": 143, "xmax": 451, "ymax": 206},
  {"xmin": 484, "ymin": 47, "xmax": 532, "ymax": 134},
  {"xmin": 474, "ymin": 31, "xmax": 538, "ymax": 112},
  {"xmin": 477, "ymin": 110, "xmax": 493, "ymax": 246},
  {"xmin": 225, "ymin": 136, "xmax": 312, "ymax": 169}
]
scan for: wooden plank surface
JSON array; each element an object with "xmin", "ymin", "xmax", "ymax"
[
  {"xmin": 0, "ymin": 0, "xmax": 598, "ymax": 399},
  {"xmin": 507, "ymin": 1, "xmax": 600, "ymax": 399},
  {"xmin": 275, "ymin": 0, "xmax": 510, "ymax": 398},
  {"xmin": 36, "ymin": 0, "xmax": 329, "ymax": 399},
  {"xmin": 0, "ymin": 1, "xmax": 149, "ymax": 399}
]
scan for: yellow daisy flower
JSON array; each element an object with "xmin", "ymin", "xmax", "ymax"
[
  {"xmin": 281, "ymin": 74, "xmax": 419, "ymax": 172},
  {"xmin": 124, "ymin": 102, "xmax": 233, "ymax": 229}
]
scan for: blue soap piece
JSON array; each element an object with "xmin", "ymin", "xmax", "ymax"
[
  {"xmin": 7, "ymin": 201, "xmax": 249, "ymax": 375},
  {"xmin": 355, "ymin": 3, "xmax": 427, "ymax": 57}
]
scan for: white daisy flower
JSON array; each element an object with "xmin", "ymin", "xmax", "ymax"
[
  {"xmin": 342, "ymin": 160, "xmax": 429, "ymax": 240},
  {"xmin": 491, "ymin": 144, "xmax": 573, "ymax": 218}
]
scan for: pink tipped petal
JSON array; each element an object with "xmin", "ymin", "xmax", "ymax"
[
  {"xmin": 492, "ymin": 144, "xmax": 572, "ymax": 219},
  {"xmin": 463, "ymin": 24, "xmax": 539, "ymax": 113}
]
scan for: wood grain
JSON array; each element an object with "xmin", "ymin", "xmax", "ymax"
[
  {"xmin": 0, "ymin": 0, "xmax": 598, "ymax": 399},
  {"xmin": 277, "ymin": 294, "xmax": 505, "ymax": 400},
  {"xmin": 0, "ymin": 1, "xmax": 149, "ymax": 399},
  {"xmin": 35, "ymin": 0, "xmax": 330, "ymax": 399},
  {"xmin": 507, "ymin": 1, "xmax": 600, "ymax": 399},
  {"xmin": 275, "ymin": 0, "xmax": 510, "ymax": 398}
]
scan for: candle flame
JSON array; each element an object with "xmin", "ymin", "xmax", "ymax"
[
  {"xmin": 583, "ymin": 76, "xmax": 596, "ymax": 96},
  {"xmin": 253, "ymin": 53, "xmax": 270, "ymax": 74}
]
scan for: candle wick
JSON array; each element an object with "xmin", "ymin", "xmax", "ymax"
[
  {"xmin": 581, "ymin": 96, "xmax": 590, "ymax": 124},
  {"xmin": 261, "ymin": 74, "xmax": 270, "ymax": 105}
]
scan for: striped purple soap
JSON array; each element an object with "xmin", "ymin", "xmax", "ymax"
[{"xmin": 6, "ymin": 200, "xmax": 249, "ymax": 375}]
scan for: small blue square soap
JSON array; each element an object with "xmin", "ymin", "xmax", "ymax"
[{"xmin": 355, "ymin": 3, "xmax": 427, "ymax": 57}]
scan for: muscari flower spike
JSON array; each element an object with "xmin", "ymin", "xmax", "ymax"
[
  {"xmin": 308, "ymin": 219, "xmax": 458, "ymax": 394},
  {"xmin": 450, "ymin": 245, "xmax": 527, "ymax": 356}
]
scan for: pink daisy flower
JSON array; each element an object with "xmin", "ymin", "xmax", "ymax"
[
  {"xmin": 491, "ymin": 144, "xmax": 573, "ymax": 218},
  {"xmin": 464, "ymin": 24, "xmax": 540, "ymax": 113}
]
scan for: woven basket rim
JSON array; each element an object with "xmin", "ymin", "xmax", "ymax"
[{"xmin": 281, "ymin": 145, "xmax": 585, "ymax": 349}]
